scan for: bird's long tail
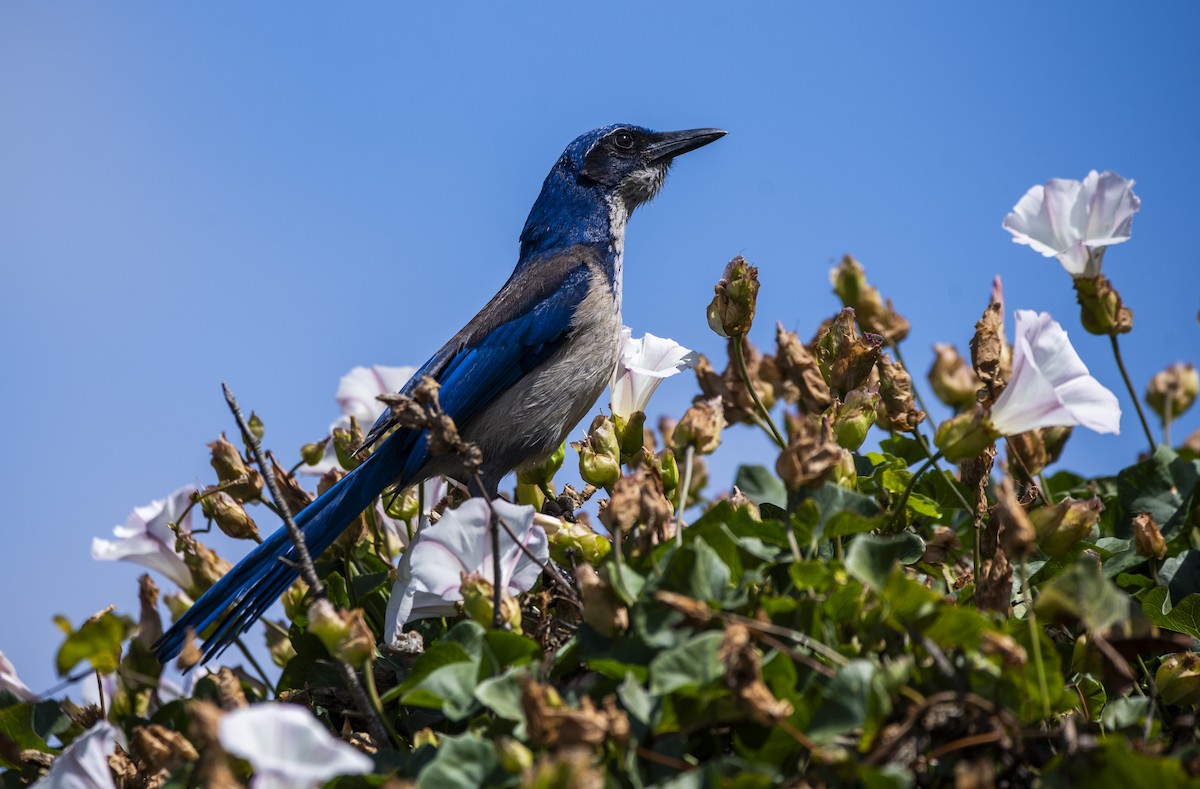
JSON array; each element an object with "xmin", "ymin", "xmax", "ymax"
[{"xmin": 153, "ymin": 448, "xmax": 399, "ymax": 664}]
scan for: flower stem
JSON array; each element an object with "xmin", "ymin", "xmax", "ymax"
[
  {"xmin": 732, "ymin": 335, "xmax": 787, "ymax": 450},
  {"xmin": 675, "ymin": 445, "xmax": 695, "ymax": 544},
  {"xmin": 889, "ymin": 452, "xmax": 941, "ymax": 529},
  {"xmin": 234, "ymin": 637, "xmax": 275, "ymax": 695},
  {"xmin": 363, "ymin": 658, "xmax": 402, "ymax": 748},
  {"xmin": 1019, "ymin": 558, "xmax": 1051, "ymax": 720},
  {"xmin": 1109, "ymin": 334, "xmax": 1156, "ymax": 454}
]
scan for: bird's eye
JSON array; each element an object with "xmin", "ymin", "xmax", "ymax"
[{"xmin": 612, "ymin": 131, "xmax": 635, "ymax": 150}]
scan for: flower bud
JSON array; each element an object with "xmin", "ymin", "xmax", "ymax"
[
  {"xmin": 1073, "ymin": 274, "xmax": 1133, "ymax": 336},
  {"xmin": 933, "ymin": 409, "xmax": 997, "ymax": 462},
  {"xmin": 776, "ymin": 415, "xmax": 844, "ymax": 492},
  {"xmin": 385, "ymin": 485, "xmax": 420, "ymax": 521},
  {"xmin": 1146, "ymin": 362, "xmax": 1199, "ymax": 424},
  {"xmin": 612, "ymin": 410, "xmax": 648, "ymax": 463},
  {"xmin": 575, "ymin": 565, "xmax": 628, "ymax": 636},
  {"xmin": 1029, "ymin": 496, "xmax": 1103, "ymax": 558},
  {"xmin": 518, "ymin": 441, "xmax": 565, "ymax": 488},
  {"xmin": 460, "ymin": 572, "xmax": 521, "ymax": 630},
  {"xmin": 247, "ymin": 412, "xmax": 265, "ymax": 442},
  {"xmin": 773, "ymin": 323, "xmax": 832, "ymax": 414},
  {"xmin": 706, "ymin": 256, "xmax": 759, "ymax": 338},
  {"xmin": 162, "ymin": 591, "xmax": 193, "ymax": 622},
  {"xmin": 265, "ymin": 623, "xmax": 296, "ymax": 668},
  {"xmin": 995, "ymin": 478, "xmax": 1036, "ymax": 560},
  {"xmin": 657, "ymin": 450, "xmax": 679, "ymax": 497},
  {"xmin": 829, "ymin": 254, "xmax": 910, "ymax": 343},
  {"xmin": 548, "ymin": 517, "xmax": 612, "ymax": 566},
  {"xmin": 332, "ymin": 416, "xmax": 364, "ymax": 471},
  {"xmin": 875, "ymin": 354, "xmax": 925, "ymax": 433},
  {"xmin": 208, "ymin": 434, "xmax": 263, "ymax": 501},
  {"xmin": 300, "ymin": 441, "xmax": 327, "ymax": 467},
  {"xmin": 199, "ymin": 491, "xmax": 261, "ymax": 543},
  {"xmin": 1131, "ymin": 512, "xmax": 1167, "ymax": 560},
  {"xmin": 928, "ymin": 343, "xmax": 981, "ymax": 410},
  {"xmin": 970, "ymin": 302, "xmax": 1009, "ymax": 405},
  {"xmin": 307, "ymin": 600, "xmax": 375, "ymax": 668},
  {"xmin": 1155, "ymin": 653, "xmax": 1200, "ymax": 706},
  {"xmin": 815, "ymin": 309, "xmax": 884, "ymax": 397},
  {"xmin": 281, "ymin": 579, "xmax": 310, "ymax": 621},
  {"xmin": 829, "ymin": 387, "xmax": 879, "ymax": 450},
  {"xmin": 672, "ymin": 397, "xmax": 725, "ymax": 455},
  {"xmin": 496, "ymin": 738, "xmax": 534, "ymax": 774},
  {"xmin": 412, "ymin": 729, "xmax": 439, "ymax": 749},
  {"xmin": 573, "ymin": 437, "xmax": 620, "ymax": 492},
  {"xmin": 599, "ymin": 466, "xmax": 673, "ymax": 542},
  {"xmin": 177, "ymin": 533, "xmax": 232, "ymax": 595}
]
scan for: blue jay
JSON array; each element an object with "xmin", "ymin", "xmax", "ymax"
[{"xmin": 154, "ymin": 124, "xmax": 725, "ymax": 663}]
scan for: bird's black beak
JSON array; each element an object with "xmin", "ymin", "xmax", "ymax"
[{"xmin": 645, "ymin": 128, "xmax": 727, "ymax": 163}]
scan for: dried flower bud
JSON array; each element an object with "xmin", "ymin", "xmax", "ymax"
[
  {"xmin": 672, "ymin": 396, "xmax": 725, "ymax": 455},
  {"xmin": 970, "ymin": 302, "xmax": 1008, "ymax": 404},
  {"xmin": 130, "ymin": 723, "xmax": 199, "ymax": 772},
  {"xmin": 575, "ymin": 564, "xmax": 628, "ymax": 636},
  {"xmin": 829, "ymin": 386, "xmax": 879, "ymax": 450},
  {"xmin": 177, "ymin": 533, "xmax": 232, "ymax": 595},
  {"xmin": 995, "ymin": 477, "xmax": 1036, "ymax": 559},
  {"xmin": 829, "ymin": 254, "xmax": 910, "ymax": 342},
  {"xmin": 928, "ymin": 343, "xmax": 981, "ymax": 410},
  {"xmin": 1131, "ymin": 512, "xmax": 1167, "ymax": 560},
  {"xmin": 307, "ymin": 600, "xmax": 375, "ymax": 668},
  {"xmin": 776, "ymin": 415, "xmax": 844, "ymax": 491},
  {"xmin": 1030, "ymin": 497, "xmax": 1104, "ymax": 558},
  {"xmin": 772, "ymin": 323, "xmax": 832, "ymax": 414},
  {"xmin": 1146, "ymin": 362, "xmax": 1199, "ymax": 424},
  {"xmin": 815, "ymin": 308, "xmax": 884, "ymax": 397},
  {"xmin": 199, "ymin": 491, "xmax": 261, "ymax": 543},
  {"xmin": 598, "ymin": 466, "xmax": 673, "ymax": 542},
  {"xmin": 460, "ymin": 572, "xmax": 521, "ymax": 630},
  {"xmin": 208, "ymin": 434, "xmax": 263, "ymax": 501},
  {"xmin": 264, "ymin": 621, "xmax": 296, "ymax": 668},
  {"xmin": 1073, "ymin": 274, "xmax": 1133, "ymax": 336},
  {"xmin": 1042, "ymin": 426, "xmax": 1073, "ymax": 466},
  {"xmin": 707, "ymin": 256, "xmax": 759, "ymax": 338},
  {"xmin": 270, "ymin": 453, "xmax": 314, "ymax": 516},
  {"xmin": 933, "ymin": 408, "xmax": 996, "ymax": 462},
  {"xmin": 1155, "ymin": 653, "xmax": 1200, "ymax": 706},
  {"xmin": 385, "ymin": 485, "xmax": 420, "ymax": 521},
  {"xmin": 246, "ymin": 412, "xmax": 265, "ymax": 442},
  {"xmin": 1006, "ymin": 430, "xmax": 1048, "ymax": 478},
  {"xmin": 875, "ymin": 354, "xmax": 925, "ymax": 433},
  {"xmin": 694, "ymin": 342, "xmax": 776, "ymax": 426}
]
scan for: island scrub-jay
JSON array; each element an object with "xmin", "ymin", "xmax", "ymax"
[{"xmin": 154, "ymin": 124, "xmax": 725, "ymax": 664}]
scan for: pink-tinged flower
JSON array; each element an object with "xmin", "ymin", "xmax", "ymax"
[
  {"xmin": 32, "ymin": 721, "xmax": 121, "ymax": 789},
  {"xmin": 92, "ymin": 486, "xmax": 196, "ymax": 589},
  {"xmin": 302, "ymin": 364, "xmax": 417, "ymax": 476},
  {"xmin": 610, "ymin": 328, "xmax": 699, "ymax": 419},
  {"xmin": 218, "ymin": 703, "xmax": 373, "ymax": 789},
  {"xmin": 384, "ymin": 498, "xmax": 548, "ymax": 642},
  {"xmin": 990, "ymin": 310, "xmax": 1121, "ymax": 436},
  {"xmin": 1003, "ymin": 170, "xmax": 1141, "ymax": 278},
  {"xmin": 0, "ymin": 651, "xmax": 34, "ymax": 701}
]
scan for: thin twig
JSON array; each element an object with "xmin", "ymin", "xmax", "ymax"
[
  {"xmin": 221, "ymin": 383, "xmax": 390, "ymax": 747},
  {"xmin": 732, "ymin": 336, "xmax": 787, "ymax": 449},
  {"xmin": 233, "ymin": 638, "xmax": 274, "ymax": 695},
  {"xmin": 1109, "ymin": 334, "xmax": 1156, "ymax": 454},
  {"xmin": 1019, "ymin": 557, "xmax": 1051, "ymax": 720},
  {"xmin": 675, "ymin": 444, "xmax": 695, "ymax": 543}
]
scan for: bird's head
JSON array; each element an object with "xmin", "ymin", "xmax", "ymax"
[{"xmin": 520, "ymin": 125, "xmax": 725, "ymax": 260}]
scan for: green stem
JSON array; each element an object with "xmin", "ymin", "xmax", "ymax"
[
  {"xmin": 363, "ymin": 658, "xmax": 402, "ymax": 748},
  {"xmin": 732, "ymin": 335, "xmax": 787, "ymax": 450},
  {"xmin": 675, "ymin": 445, "xmax": 695, "ymax": 544},
  {"xmin": 889, "ymin": 453, "xmax": 940, "ymax": 529},
  {"xmin": 1019, "ymin": 558, "xmax": 1051, "ymax": 720},
  {"xmin": 234, "ymin": 637, "xmax": 275, "ymax": 695},
  {"xmin": 914, "ymin": 430, "xmax": 974, "ymax": 514},
  {"xmin": 1109, "ymin": 334, "xmax": 1156, "ymax": 454}
]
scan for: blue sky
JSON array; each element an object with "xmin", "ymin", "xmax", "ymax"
[{"xmin": 3, "ymin": 3, "xmax": 1198, "ymax": 694}]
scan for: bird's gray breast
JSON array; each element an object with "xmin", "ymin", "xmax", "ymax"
[{"xmin": 462, "ymin": 266, "xmax": 622, "ymax": 484}]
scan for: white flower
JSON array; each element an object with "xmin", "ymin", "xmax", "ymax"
[
  {"xmin": 218, "ymin": 703, "xmax": 373, "ymax": 789},
  {"xmin": 302, "ymin": 364, "xmax": 417, "ymax": 476},
  {"xmin": 0, "ymin": 651, "xmax": 34, "ymax": 701},
  {"xmin": 32, "ymin": 721, "xmax": 122, "ymax": 789},
  {"xmin": 1003, "ymin": 170, "xmax": 1141, "ymax": 278},
  {"xmin": 989, "ymin": 310, "xmax": 1121, "ymax": 436},
  {"xmin": 92, "ymin": 486, "xmax": 196, "ymax": 589},
  {"xmin": 609, "ymin": 328, "xmax": 698, "ymax": 419},
  {"xmin": 384, "ymin": 498, "xmax": 548, "ymax": 642}
]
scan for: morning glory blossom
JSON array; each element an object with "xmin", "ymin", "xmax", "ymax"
[
  {"xmin": 92, "ymin": 485, "xmax": 196, "ymax": 589},
  {"xmin": 384, "ymin": 498, "xmax": 548, "ymax": 642},
  {"xmin": 0, "ymin": 651, "xmax": 33, "ymax": 701},
  {"xmin": 989, "ymin": 310, "xmax": 1121, "ymax": 436},
  {"xmin": 1002, "ymin": 170, "xmax": 1141, "ymax": 278},
  {"xmin": 610, "ymin": 328, "xmax": 699, "ymax": 419},
  {"xmin": 218, "ymin": 703, "xmax": 373, "ymax": 789},
  {"xmin": 32, "ymin": 721, "xmax": 122, "ymax": 789},
  {"xmin": 303, "ymin": 364, "xmax": 418, "ymax": 476}
]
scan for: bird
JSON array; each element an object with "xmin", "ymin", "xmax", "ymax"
[{"xmin": 153, "ymin": 124, "xmax": 726, "ymax": 664}]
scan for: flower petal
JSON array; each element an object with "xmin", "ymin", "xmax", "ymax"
[
  {"xmin": 218, "ymin": 703, "xmax": 373, "ymax": 788},
  {"xmin": 33, "ymin": 721, "xmax": 121, "ymax": 789},
  {"xmin": 0, "ymin": 651, "xmax": 34, "ymax": 701},
  {"xmin": 609, "ymin": 328, "xmax": 698, "ymax": 418}
]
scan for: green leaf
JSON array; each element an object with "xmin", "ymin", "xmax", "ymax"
[
  {"xmin": 649, "ymin": 631, "xmax": 725, "ymax": 695},
  {"xmin": 1116, "ymin": 445, "xmax": 1200, "ymax": 537},
  {"xmin": 845, "ymin": 533, "xmax": 925, "ymax": 592},
  {"xmin": 807, "ymin": 659, "xmax": 889, "ymax": 743},
  {"xmin": 415, "ymin": 733, "xmax": 501, "ymax": 789},
  {"xmin": 1140, "ymin": 586, "xmax": 1200, "ymax": 639},
  {"xmin": 879, "ymin": 436, "xmax": 926, "ymax": 466},
  {"xmin": 483, "ymin": 630, "xmax": 541, "ymax": 670},
  {"xmin": 401, "ymin": 661, "xmax": 479, "ymax": 720},
  {"xmin": 734, "ymin": 464, "xmax": 787, "ymax": 508},
  {"xmin": 1042, "ymin": 739, "xmax": 1191, "ymax": 788},
  {"xmin": 55, "ymin": 610, "xmax": 135, "ymax": 676},
  {"xmin": 658, "ymin": 537, "xmax": 731, "ymax": 604},
  {"xmin": 0, "ymin": 701, "xmax": 68, "ymax": 769},
  {"xmin": 474, "ymin": 668, "xmax": 526, "ymax": 725},
  {"xmin": 1035, "ymin": 558, "xmax": 1130, "ymax": 633},
  {"xmin": 383, "ymin": 641, "xmax": 474, "ymax": 703}
]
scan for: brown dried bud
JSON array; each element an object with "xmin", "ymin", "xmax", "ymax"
[
  {"xmin": 706, "ymin": 256, "xmax": 760, "ymax": 338},
  {"xmin": 772, "ymin": 323, "xmax": 833, "ymax": 413},
  {"xmin": 928, "ymin": 343, "xmax": 981, "ymax": 410},
  {"xmin": 520, "ymin": 678, "xmax": 629, "ymax": 750},
  {"xmin": 1131, "ymin": 512, "xmax": 1167, "ymax": 560},
  {"xmin": 135, "ymin": 574, "xmax": 162, "ymax": 649},
  {"xmin": 129, "ymin": 723, "xmax": 199, "ymax": 772},
  {"xmin": 815, "ymin": 308, "xmax": 884, "ymax": 397},
  {"xmin": 207, "ymin": 434, "xmax": 263, "ymax": 501},
  {"xmin": 875, "ymin": 354, "xmax": 925, "ymax": 433},
  {"xmin": 200, "ymin": 491, "xmax": 261, "ymax": 542},
  {"xmin": 177, "ymin": 533, "xmax": 232, "ymax": 595},
  {"xmin": 970, "ymin": 302, "xmax": 1008, "ymax": 405},
  {"xmin": 1030, "ymin": 496, "xmax": 1104, "ymax": 558},
  {"xmin": 672, "ymin": 397, "xmax": 725, "ymax": 455},
  {"xmin": 829, "ymin": 254, "xmax": 910, "ymax": 342},
  {"xmin": 694, "ymin": 340, "xmax": 775, "ymax": 425},
  {"xmin": 598, "ymin": 466, "xmax": 673, "ymax": 544},
  {"xmin": 1073, "ymin": 274, "xmax": 1133, "ymax": 336},
  {"xmin": 718, "ymin": 623, "xmax": 794, "ymax": 726},
  {"xmin": 1146, "ymin": 362, "xmax": 1199, "ymax": 424},
  {"xmin": 265, "ymin": 621, "xmax": 296, "ymax": 668},
  {"xmin": 575, "ymin": 565, "xmax": 628, "ymax": 636},
  {"xmin": 776, "ymin": 415, "xmax": 844, "ymax": 491},
  {"xmin": 270, "ymin": 453, "xmax": 314, "ymax": 516},
  {"xmin": 1042, "ymin": 426, "xmax": 1073, "ymax": 466},
  {"xmin": 995, "ymin": 477, "xmax": 1036, "ymax": 560},
  {"xmin": 1006, "ymin": 430, "xmax": 1048, "ymax": 478}
]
